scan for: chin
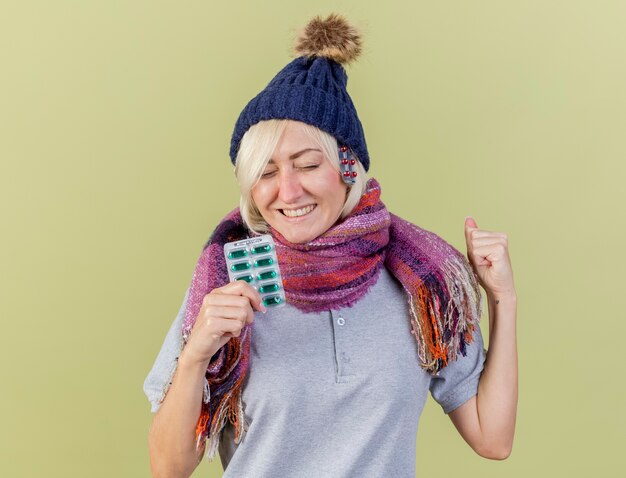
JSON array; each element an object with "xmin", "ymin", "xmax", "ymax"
[
  {"xmin": 267, "ymin": 215, "xmax": 319, "ymax": 244},
  {"xmin": 281, "ymin": 231, "xmax": 317, "ymax": 244},
  {"xmin": 272, "ymin": 223, "xmax": 321, "ymax": 243}
]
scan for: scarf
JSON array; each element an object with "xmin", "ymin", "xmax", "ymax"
[{"xmin": 178, "ymin": 178, "xmax": 482, "ymax": 459}]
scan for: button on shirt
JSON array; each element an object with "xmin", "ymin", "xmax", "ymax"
[{"xmin": 144, "ymin": 268, "xmax": 487, "ymax": 478}]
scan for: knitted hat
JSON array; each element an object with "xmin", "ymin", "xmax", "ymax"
[{"xmin": 229, "ymin": 13, "xmax": 370, "ymax": 171}]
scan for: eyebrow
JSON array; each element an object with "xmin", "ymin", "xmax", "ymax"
[{"xmin": 268, "ymin": 148, "xmax": 321, "ymax": 163}]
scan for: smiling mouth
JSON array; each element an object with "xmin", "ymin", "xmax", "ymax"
[{"xmin": 280, "ymin": 204, "xmax": 317, "ymax": 218}]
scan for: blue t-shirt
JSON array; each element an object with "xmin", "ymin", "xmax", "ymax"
[{"xmin": 144, "ymin": 268, "xmax": 487, "ymax": 477}]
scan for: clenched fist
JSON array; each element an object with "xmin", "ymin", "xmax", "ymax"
[{"xmin": 464, "ymin": 216, "xmax": 516, "ymax": 299}]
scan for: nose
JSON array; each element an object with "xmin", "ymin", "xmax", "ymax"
[{"xmin": 277, "ymin": 169, "xmax": 303, "ymax": 204}]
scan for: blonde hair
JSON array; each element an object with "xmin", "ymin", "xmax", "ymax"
[{"xmin": 234, "ymin": 119, "xmax": 369, "ymax": 235}]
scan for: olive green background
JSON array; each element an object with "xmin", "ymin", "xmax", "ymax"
[{"xmin": 1, "ymin": 1, "xmax": 624, "ymax": 477}]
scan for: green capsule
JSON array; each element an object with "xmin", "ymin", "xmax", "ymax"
[
  {"xmin": 263, "ymin": 295, "xmax": 282, "ymax": 307},
  {"xmin": 254, "ymin": 257, "xmax": 273, "ymax": 267},
  {"xmin": 231, "ymin": 261, "xmax": 251, "ymax": 271},
  {"xmin": 257, "ymin": 270, "xmax": 277, "ymax": 281},
  {"xmin": 259, "ymin": 282, "xmax": 279, "ymax": 294},
  {"xmin": 228, "ymin": 249, "xmax": 248, "ymax": 259},
  {"xmin": 251, "ymin": 244, "xmax": 272, "ymax": 254},
  {"xmin": 235, "ymin": 274, "xmax": 253, "ymax": 283}
]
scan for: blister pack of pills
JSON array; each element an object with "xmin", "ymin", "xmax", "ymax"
[{"xmin": 223, "ymin": 235, "xmax": 286, "ymax": 308}]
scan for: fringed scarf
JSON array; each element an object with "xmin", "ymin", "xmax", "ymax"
[{"xmin": 178, "ymin": 178, "xmax": 483, "ymax": 459}]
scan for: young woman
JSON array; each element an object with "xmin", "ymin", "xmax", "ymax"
[{"xmin": 144, "ymin": 14, "xmax": 517, "ymax": 478}]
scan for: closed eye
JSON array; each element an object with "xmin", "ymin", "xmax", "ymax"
[{"xmin": 260, "ymin": 162, "xmax": 319, "ymax": 178}]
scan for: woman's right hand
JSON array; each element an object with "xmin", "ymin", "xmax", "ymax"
[
  {"xmin": 148, "ymin": 281, "xmax": 265, "ymax": 477},
  {"xmin": 181, "ymin": 281, "xmax": 266, "ymax": 366}
]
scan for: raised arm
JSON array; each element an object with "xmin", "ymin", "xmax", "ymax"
[{"xmin": 447, "ymin": 216, "xmax": 518, "ymax": 460}]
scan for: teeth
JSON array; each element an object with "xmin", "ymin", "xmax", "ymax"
[{"xmin": 282, "ymin": 204, "xmax": 316, "ymax": 217}]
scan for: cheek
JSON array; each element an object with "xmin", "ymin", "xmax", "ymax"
[
  {"xmin": 316, "ymin": 171, "xmax": 347, "ymax": 209},
  {"xmin": 251, "ymin": 183, "xmax": 270, "ymax": 209},
  {"xmin": 316, "ymin": 167, "xmax": 343, "ymax": 190}
]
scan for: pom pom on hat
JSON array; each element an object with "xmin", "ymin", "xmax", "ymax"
[{"xmin": 293, "ymin": 13, "xmax": 362, "ymax": 65}]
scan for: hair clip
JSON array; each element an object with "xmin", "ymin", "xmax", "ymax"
[{"xmin": 338, "ymin": 144, "xmax": 358, "ymax": 185}]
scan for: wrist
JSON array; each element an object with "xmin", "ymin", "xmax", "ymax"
[
  {"xmin": 178, "ymin": 346, "xmax": 211, "ymax": 372},
  {"xmin": 486, "ymin": 289, "xmax": 517, "ymax": 304}
]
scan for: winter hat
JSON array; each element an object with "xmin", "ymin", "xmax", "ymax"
[{"xmin": 229, "ymin": 13, "xmax": 370, "ymax": 171}]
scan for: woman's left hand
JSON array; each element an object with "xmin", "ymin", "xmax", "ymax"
[{"xmin": 464, "ymin": 216, "xmax": 516, "ymax": 298}]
